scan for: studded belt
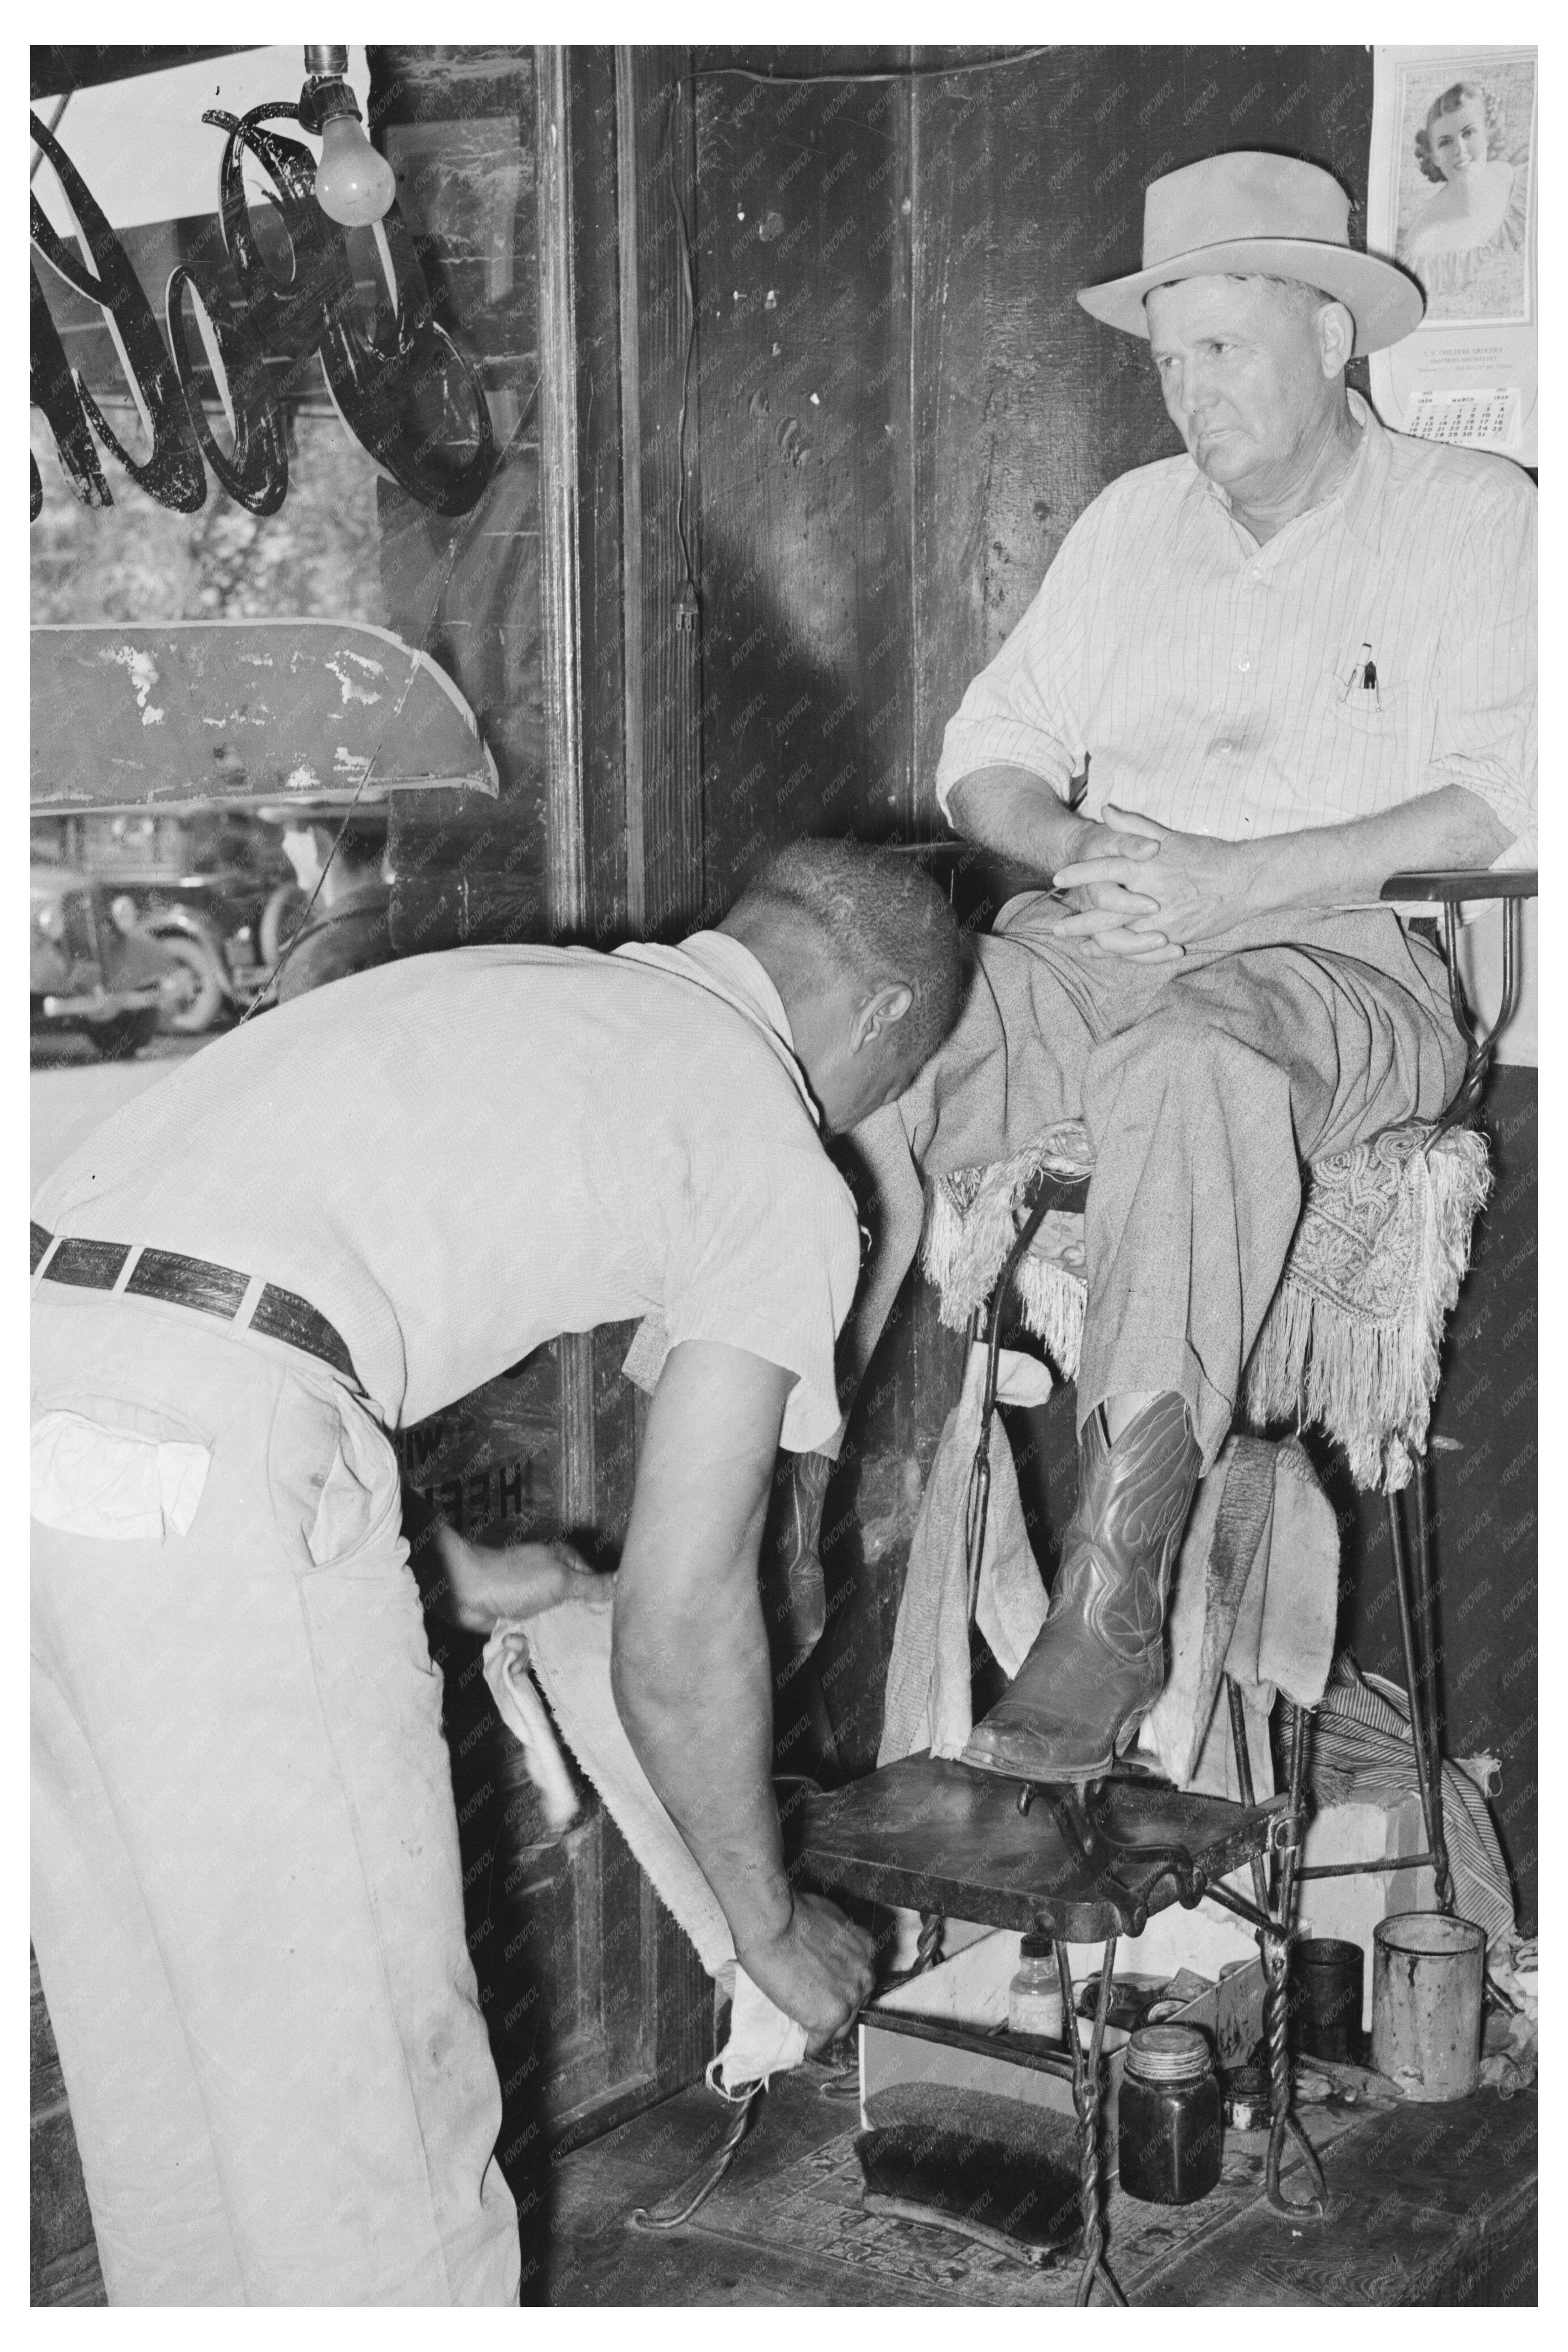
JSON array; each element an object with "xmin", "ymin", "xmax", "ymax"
[{"xmin": 31, "ymin": 1223, "xmax": 360, "ymax": 1386}]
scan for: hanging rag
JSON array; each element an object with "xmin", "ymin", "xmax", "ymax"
[
  {"xmin": 878, "ymin": 1371, "xmax": 1338, "ymax": 1790},
  {"xmin": 1143, "ymin": 1433, "xmax": 1339, "ymax": 1797},
  {"xmin": 483, "ymin": 1596, "xmax": 807, "ymax": 2095},
  {"xmin": 877, "ymin": 1342, "xmax": 1052, "ymax": 1765}
]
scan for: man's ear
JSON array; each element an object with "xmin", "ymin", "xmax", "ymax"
[
  {"xmin": 1315, "ymin": 299, "xmax": 1355, "ymax": 380},
  {"xmin": 851, "ymin": 982, "xmax": 913, "ymax": 1052}
]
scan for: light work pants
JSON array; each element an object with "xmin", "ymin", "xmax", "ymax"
[
  {"xmin": 30, "ymin": 1286, "xmax": 520, "ymax": 2305},
  {"xmin": 845, "ymin": 903, "xmax": 1469, "ymax": 1470}
]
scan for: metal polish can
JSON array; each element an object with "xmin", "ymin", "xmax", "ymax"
[{"xmin": 1116, "ymin": 2025, "xmax": 1223, "ymax": 2205}]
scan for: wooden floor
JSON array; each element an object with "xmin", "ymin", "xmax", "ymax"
[
  {"xmin": 34, "ymin": 2007, "xmax": 1536, "ymax": 2306},
  {"xmin": 540, "ymin": 2066, "xmax": 1537, "ymax": 2307}
]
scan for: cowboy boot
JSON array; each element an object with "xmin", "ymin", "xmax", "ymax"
[{"xmin": 962, "ymin": 1391, "xmax": 1201, "ymax": 1781}]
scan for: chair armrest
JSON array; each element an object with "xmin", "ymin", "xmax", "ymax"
[
  {"xmin": 1381, "ymin": 869, "xmax": 1538, "ymax": 903},
  {"xmin": 1383, "ymin": 871, "xmax": 1535, "ymax": 1137}
]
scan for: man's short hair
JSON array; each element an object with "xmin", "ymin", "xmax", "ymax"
[{"xmin": 734, "ymin": 837, "xmax": 965, "ymax": 1068}]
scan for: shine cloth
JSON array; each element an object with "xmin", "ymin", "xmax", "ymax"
[
  {"xmin": 878, "ymin": 1342, "xmax": 1054, "ymax": 1766},
  {"xmin": 484, "ymin": 1595, "xmax": 808, "ymax": 2096},
  {"xmin": 31, "ymin": 1409, "xmax": 211, "ymax": 1542}
]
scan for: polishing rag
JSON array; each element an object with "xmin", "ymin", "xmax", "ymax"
[
  {"xmin": 1144, "ymin": 1434, "xmax": 1338, "ymax": 1795},
  {"xmin": 481, "ymin": 1625, "xmax": 581, "ymax": 1835},
  {"xmin": 878, "ymin": 1343, "xmax": 1051, "ymax": 1764},
  {"xmin": 30, "ymin": 1408, "xmax": 211, "ymax": 1542},
  {"xmin": 486, "ymin": 1595, "xmax": 807, "ymax": 2095}
]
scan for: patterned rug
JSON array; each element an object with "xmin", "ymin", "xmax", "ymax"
[{"xmin": 678, "ymin": 2082, "xmax": 1358, "ymax": 2305}]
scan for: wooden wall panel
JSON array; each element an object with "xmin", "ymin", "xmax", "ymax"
[
  {"xmin": 692, "ymin": 54, "xmax": 916, "ymax": 906},
  {"xmin": 622, "ymin": 49, "xmax": 706, "ymax": 937},
  {"xmin": 689, "ymin": 55, "xmax": 961, "ymax": 1779}
]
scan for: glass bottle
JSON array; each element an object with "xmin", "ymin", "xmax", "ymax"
[{"xmin": 1006, "ymin": 1929, "xmax": 1066, "ymax": 2044}]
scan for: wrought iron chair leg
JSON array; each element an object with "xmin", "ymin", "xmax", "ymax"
[
  {"xmin": 628, "ymin": 2082, "xmax": 765, "ymax": 2232},
  {"xmin": 1408, "ymin": 1455, "xmax": 1454, "ymax": 1911},
  {"xmin": 1386, "ymin": 1485, "xmax": 1452, "ymax": 1913},
  {"xmin": 1264, "ymin": 1701, "xmax": 1327, "ymax": 2220},
  {"xmin": 1057, "ymin": 1938, "xmax": 1126, "ymax": 2306},
  {"xmin": 1225, "ymin": 1672, "xmax": 1273, "ymax": 1919}
]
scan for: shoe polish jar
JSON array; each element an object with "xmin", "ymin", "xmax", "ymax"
[
  {"xmin": 1006, "ymin": 1930, "xmax": 1066, "ymax": 2044},
  {"xmin": 1117, "ymin": 2025, "xmax": 1223, "ymax": 2204}
]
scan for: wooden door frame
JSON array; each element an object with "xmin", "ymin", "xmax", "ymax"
[{"xmin": 533, "ymin": 41, "xmax": 710, "ymax": 2140}]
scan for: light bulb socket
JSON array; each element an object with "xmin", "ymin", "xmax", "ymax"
[{"xmin": 298, "ymin": 70, "xmax": 363, "ymax": 137}]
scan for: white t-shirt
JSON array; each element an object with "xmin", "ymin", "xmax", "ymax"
[{"xmin": 33, "ymin": 933, "xmax": 860, "ymax": 1450}]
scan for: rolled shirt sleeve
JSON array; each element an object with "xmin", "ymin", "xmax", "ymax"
[
  {"xmin": 1426, "ymin": 478, "xmax": 1537, "ymax": 865},
  {"xmin": 660, "ymin": 1138, "xmax": 862, "ymax": 1454},
  {"xmin": 932, "ymin": 496, "xmax": 1106, "ymax": 822}
]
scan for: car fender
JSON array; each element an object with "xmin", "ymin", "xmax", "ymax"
[{"xmin": 138, "ymin": 903, "xmax": 235, "ymax": 998}]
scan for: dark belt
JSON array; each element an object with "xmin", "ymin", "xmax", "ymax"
[{"xmin": 31, "ymin": 1223, "xmax": 360, "ymax": 1386}]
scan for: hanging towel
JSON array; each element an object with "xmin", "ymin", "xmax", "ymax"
[
  {"xmin": 878, "ymin": 1343, "xmax": 1051, "ymax": 1765},
  {"xmin": 484, "ymin": 1595, "xmax": 807, "ymax": 2095},
  {"xmin": 1145, "ymin": 1434, "xmax": 1339, "ymax": 1797}
]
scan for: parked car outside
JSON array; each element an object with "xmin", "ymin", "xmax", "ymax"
[
  {"xmin": 30, "ymin": 850, "xmax": 186, "ymax": 1058},
  {"xmin": 32, "ymin": 811, "xmax": 301, "ymax": 1035}
]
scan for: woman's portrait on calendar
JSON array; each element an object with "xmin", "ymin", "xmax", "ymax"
[{"xmin": 1394, "ymin": 53, "xmax": 1534, "ymax": 325}]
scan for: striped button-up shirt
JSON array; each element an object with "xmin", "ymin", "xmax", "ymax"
[{"xmin": 934, "ymin": 393, "xmax": 1535, "ymax": 870}]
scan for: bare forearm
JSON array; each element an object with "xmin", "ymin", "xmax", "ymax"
[
  {"xmin": 1237, "ymin": 784, "xmax": 1512, "ymax": 912},
  {"xmin": 612, "ymin": 1573, "xmax": 791, "ymax": 1953},
  {"xmin": 946, "ymin": 766, "xmax": 1099, "ymax": 875},
  {"xmin": 1052, "ymin": 780, "xmax": 1515, "ymax": 953}
]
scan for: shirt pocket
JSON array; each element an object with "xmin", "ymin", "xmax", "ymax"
[{"xmin": 1328, "ymin": 678, "xmax": 1409, "ymax": 741}]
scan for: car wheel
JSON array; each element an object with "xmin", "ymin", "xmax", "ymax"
[
  {"xmin": 91, "ymin": 1008, "xmax": 161, "ymax": 1059},
  {"xmin": 151, "ymin": 932, "xmax": 227, "ymax": 1034}
]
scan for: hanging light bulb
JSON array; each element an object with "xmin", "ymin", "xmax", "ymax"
[
  {"xmin": 315, "ymin": 112, "xmax": 397, "ymax": 227},
  {"xmin": 298, "ymin": 46, "xmax": 397, "ymax": 228}
]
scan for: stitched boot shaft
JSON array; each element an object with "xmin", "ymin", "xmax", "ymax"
[{"xmin": 963, "ymin": 1392, "xmax": 1201, "ymax": 1780}]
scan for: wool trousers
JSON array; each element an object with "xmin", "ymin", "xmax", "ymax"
[
  {"xmin": 30, "ymin": 1286, "xmax": 519, "ymax": 2305},
  {"xmin": 844, "ymin": 902, "xmax": 1468, "ymax": 1469}
]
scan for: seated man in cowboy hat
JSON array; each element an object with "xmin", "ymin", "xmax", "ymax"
[{"xmin": 852, "ymin": 151, "xmax": 1534, "ymax": 1783}]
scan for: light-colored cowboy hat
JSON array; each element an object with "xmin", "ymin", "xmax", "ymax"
[{"xmin": 1077, "ymin": 151, "xmax": 1424, "ymax": 357}]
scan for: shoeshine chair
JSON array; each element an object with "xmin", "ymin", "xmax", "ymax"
[{"xmin": 790, "ymin": 865, "xmax": 1535, "ymax": 2303}]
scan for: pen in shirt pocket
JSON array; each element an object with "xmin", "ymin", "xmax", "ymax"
[{"xmin": 1342, "ymin": 641, "xmax": 1380, "ymax": 706}]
